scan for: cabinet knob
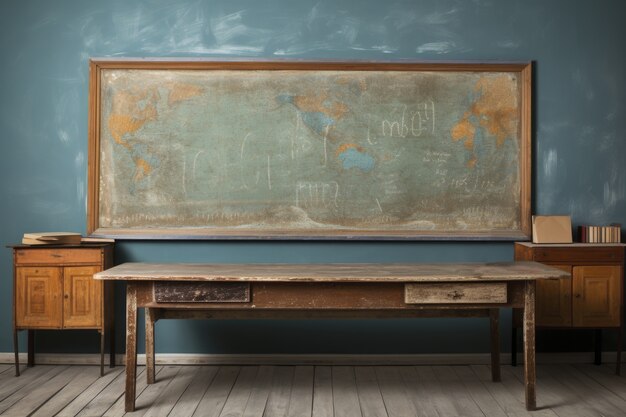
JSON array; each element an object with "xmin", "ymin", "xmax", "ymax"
[
  {"xmin": 575, "ymin": 293, "xmax": 581, "ymax": 298},
  {"xmin": 64, "ymin": 294, "xmax": 69, "ymax": 299}
]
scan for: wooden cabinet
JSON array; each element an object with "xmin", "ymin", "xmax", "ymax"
[
  {"xmin": 513, "ymin": 242, "xmax": 624, "ymax": 374},
  {"xmin": 11, "ymin": 244, "xmax": 114, "ymax": 376}
]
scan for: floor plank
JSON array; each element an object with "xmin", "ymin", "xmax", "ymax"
[
  {"xmin": 453, "ymin": 365, "xmax": 507, "ymax": 417},
  {"xmin": 397, "ymin": 366, "xmax": 439, "ymax": 417},
  {"xmin": 192, "ymin": 366, "xmax": 240, "ymax": 417},
  {"xmin": 263, "ymin": 366, "xmax": 295, "ymax": 417},
  {"xmin": 0, "ymin": 365, "xmax": 68, "ymax": 414},
  {"xmin": 432, "ymin": 365, "xmax": 485, "ymax": 417},
  {"xmin": 30, "ymin": 366, "xmax": 102, "ymax": 417},
  {"xmin": 243, "ymin": 365, "xmax": 274, "ymax": 417},
  {"xmin": 0, "ymin": 364, "xmax": 62, "ymax": 402},
  {"xmin": 286, "ymin": 366, "xmax": 314, "ymax": 417},
  {"xmin": 56, "ymin": 367, "xmax": 125, "ymax": 417},
  {"xmin": 332, "ymin": 366, "xmax": 362, "ymax": 417},
  {"xmin": 312, "ymin": 366, "xmax": 333, "ymax": 417},
  {"xmin": 143, "ymin": 365, "xmax": 200, "ymax": 417},
  {"xmin": 574, "ymin": 364, "xmax": 626, "ymax": 401},
  {"xmin": 80, "ymin": 366, "xmax": 150, "ymax": 417},
  {"xmin": 354, "ymin": 366, "xmax": 387, "ymax": 417},
  {"xmin": 217, "ymin": 366, "xmax": 258, "ymax": 417},
  {"xmin": 167, "ymin": 366, "xmax": 219, "ymax": 417},
  {"xmin": 2, "ymin": 365, "xmax": 84, "ymax": 416},
  {"xmin": 376, "ymin": 366, "xmax": 417, "ymax": 417},
  {"xmin": 415, "ymin": 365, "xmax": 459, "ymax": 417},
  {"xmin": 0, "ymin": 363, "xmax": 623, "ymax": 417}
]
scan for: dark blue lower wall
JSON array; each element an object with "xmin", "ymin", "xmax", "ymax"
[{"xmin": 1, "ymin": 0, "xmax": 624, "ymax": 355}]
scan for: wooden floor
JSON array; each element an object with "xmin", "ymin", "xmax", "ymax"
[{"xmin": 0, "ymin": 363, "xmax": 625, "ymax": 416}]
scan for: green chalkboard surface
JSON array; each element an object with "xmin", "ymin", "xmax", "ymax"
[{"xmin": 88, "ymin": 60, "xmax": 531, "ymax": 239}]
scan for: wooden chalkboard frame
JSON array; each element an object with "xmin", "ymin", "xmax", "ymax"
[{"xmin": 87, "ymin": 59, "xmax": 531, "ymax": 240}]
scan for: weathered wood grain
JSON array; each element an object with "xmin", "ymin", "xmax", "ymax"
[
  {"xmin": 191, "ymin": 366, "xmax": 240, "ymax": 417},
  {"xmin": 312, "ymin": 366, "xmax": 333, "ymax": 417},
  {"xmin": 95, "ymin": 262, "xmax": 569, "ymax": 282},
  {"xmin": 30, "ymin": 366, "xmax": 102, "ymax": 417},
  {"xmin": 331, "ymin": 367, "xmax": 361, "ymax": 417},
  {"xmin": 523, "ymin": 280, "xmax": 536, "ymax": 411},
  {"xmin": 55, "ymin": 366, "xmax": 124, "ymax": 416},
  {"xmin": 404, "ymin": 282, "xmax": 507, "ymax": 304},
  {"xmin": 154, "ymin": 282, "xmax": 250, "ymax": 303},
  {"xmin": 166, "ymin": 366, "xmax": 218, "ymax": 417}
]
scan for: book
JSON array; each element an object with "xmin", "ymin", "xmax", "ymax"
[
  {"xmin": 532, "ymin": 215, "xmax": 572, "ymax": 243},
  {"xmin": 22, "ymin": 232, "xmax": 82, "ymax": 245},
  {"xmin": 81, "ymin": 236, "xmax": 115, "ymax": 243},
  {"xmin": 578, "ymin": 224, "xmax": 622, "ymax": 243}
]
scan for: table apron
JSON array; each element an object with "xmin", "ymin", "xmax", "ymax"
[{"xmin": 132, "ymin": 281, "xmax": 527, "ymax": 310}]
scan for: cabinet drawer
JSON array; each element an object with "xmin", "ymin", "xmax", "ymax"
[
  {"xmin": 154, "ymin": 282, "xmax": 250, "ymax": 303},
  {"xmin": 15, "ymin": 249, "xmax": 102, "ymax": 265},
  {"xmin": 405, "ymin": 283, "xmax": 507, "ymax": 304},
  {"xmin": 532, "ymin": 247, "xmax": 623, "ymax": 263}
]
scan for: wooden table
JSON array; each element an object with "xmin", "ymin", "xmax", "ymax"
[{"xmin": 94, "ymin": 261, "xmax": 569, "ymax": 412}]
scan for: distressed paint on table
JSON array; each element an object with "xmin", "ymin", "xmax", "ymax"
[
  {"xmin": 94, "ymin": 261, "xmax": 568, "ymax": 282},
  {"xmin": 94, "ymin": 261, "xmax": 569, "ymax": 412}
]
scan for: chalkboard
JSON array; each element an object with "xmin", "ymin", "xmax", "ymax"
[{"xmin": 87, "ymin": 60, "xmax": 531, "ymax": 240}]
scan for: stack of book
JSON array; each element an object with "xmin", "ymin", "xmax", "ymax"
[
  {"xmin": 578, "ymin": 224, "xmax": 622, "ymax": 243},
  {"xmin": 21, "ymin": 232, "xmax": 114, "ymax": 245}
]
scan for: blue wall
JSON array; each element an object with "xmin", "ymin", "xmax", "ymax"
[{"xmin": 1, "ymin": 0, "xmax": 624, "ymax": 356}]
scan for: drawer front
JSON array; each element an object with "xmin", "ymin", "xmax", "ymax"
[
  {"xmin": 405, "ymin": 283, "xmax": 507, "ymax": 304},
  {"xmin": 154, "ymin": 282, "xmax": 250, "ymax": 303},
  {"xmin": 15, "ymin": 249, "xmax": 101, "ymax": 265},
  {"xmin": 532, "ymin": 247, "xmax": 623, "ymax": 263}
]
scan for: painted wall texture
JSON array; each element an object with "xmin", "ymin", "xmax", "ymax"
[{"xmin": 0, "ymin": 0, "xmax": 624, "ymax": 355}]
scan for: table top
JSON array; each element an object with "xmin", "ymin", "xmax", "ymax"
[{"xmin": 94, "ymin": 261, "xmax": 569, "ymax": 283}]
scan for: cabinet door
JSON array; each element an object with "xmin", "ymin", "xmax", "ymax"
[
  {"xmin": 15, "ymin": 267, "xmax": 62, "ymax": 328},
  {"xmin": 536, "ymin": 264, "xmax": 572, "ymax": 326},
  {"xmin": 572, "ymin": 266, "xmax": 621, "ymax": 327},
  {"xmin": 63, "ymin": 266, "xmax": 102, "ymax": 328}
]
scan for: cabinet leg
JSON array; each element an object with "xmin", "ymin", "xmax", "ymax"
[
  {"xmin": 13, "ymin": 328, "xmax": 19, "ymax": 377},
  {"xmin": 490, "ymin": 309, "xmax": 501, "ymax": 382},
  {"xmin": 110, "ymin": 316, "xmax": 116, "ymax": 369},
  {"xmin": 100, "ymin": 331, "xmax": 105, "ymax": 377},
  {"xmin": 617, "ymin": 325, "xmax": 623, "ymax": 376},
  {"xmin": 511, "ymin": 321, "xmax": 517, "ymax": 367},
  {"xmin": 27, "ymin": 330, "xmax": 34, "ymax": 367},
  {"xmin": 594, "ymin": 329, "xmax": 602, "ymax": 365}
]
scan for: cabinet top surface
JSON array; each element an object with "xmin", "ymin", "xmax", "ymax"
[
  {"xmin": 9, "ymin": 243, "xmax": 113, "ymax": 249},
  {"xmin": 95, "ymin": 261, "xmax": 569, "ymax": 282},
  {"xmin": 516, "ymin": 242, "xmax": 625, "ymax": 248}
]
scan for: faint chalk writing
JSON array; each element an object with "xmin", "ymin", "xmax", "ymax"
[
  {"xmin": 295, "ymin": 181, "xmax": 339, "ymax": 209},
  {"xmin": 380, "ymin": 101, "xmax": 435, "ymax": 138}
]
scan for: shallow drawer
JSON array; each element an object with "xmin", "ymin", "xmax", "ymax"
[
  {"xmin": 533, "ymin": 247, "xmax": 623, "ymax": 263},
  {"xmin": 405, "ymin": 283, "xmax": 507, "ymax": 304},
  {"xmin": 154, "ymin": 282, "xmax": 250, "ymax": 303},
  {"xmin": 14, "ymin": 248, "xmax": 102, "ymax": 265}
]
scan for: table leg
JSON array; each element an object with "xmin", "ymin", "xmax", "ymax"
[
  {"xmin": 13, "ymin": 328, "xmax": 19, "ymax": 377},
  {"xmin": 490, "ymin": 308, "xmax": 501, "ymax": 382},
  {"xmin": 146, "ymin": 308, "xmax": 156, "ymax": 384},
  {"xmin": 125, "ymin": 283, "xmax": 138, "ymax": 412},
  {"xmin": 523, "ymin": 280, "xmax": 536, "ymax": 411}
]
